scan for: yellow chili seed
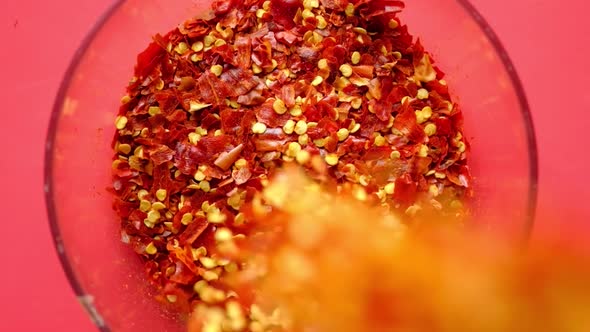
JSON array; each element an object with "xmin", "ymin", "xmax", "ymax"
[
  {"xmin": 134, "ymin": 146, "xmax": 144, "ymax": 158},
  {"xmin": 193, "ymin": 280, "xmax": 208, "ymax": 293},
  {"xmin": 115, "ymin": 116, "xmax": 128, "ymax": 130},
  {"xmin": 345, "ymin": 3, "xmax": 355, "ymax": 16},
  {"xmin": 137, "ymin": 189, "xmax": 149, "ymax": 200},
  {"xmin": 215, "ymin": 228, "xmax": 233, "ymax": 242},
  {"xmin": 256, "ymin": 8, "xmax": 267, "ymax": 19},
  {"xmin": 188, "ymin": 132, "xmax": 201, "ymax": 145},
  {"xmin": 390, "ymin": 150, "xmax": 401, "ymax": 159},
  {"xmin": 286, "ymin": 142, "xmax": 302, "ymax": 157},
  {"xmin": 252, "ymin": 63, "xmax": 263, "ymax": 74},
  {"xmin": 283, "ymin": 119, "xmax": 295, "ymax": 134},
  {"xmin": 118, "ymin": 143, "xmax": 132, "ymax": 155},
  {"xmin": 295, "ymin": 149, "xmax": 311, "ymax": 164},
  {"xmin": 200, "ymin": 180, "xmax": 211, "ymax": 192},
  {"xmin": 121, "ymin": 95, "xmax": 133, "ymax": 105},
  {"xmin": 304, "ymin": 0, "xmax": 320, "ymax": 8},
  {"xmin": 316, "ymin": 15, "xmax": 328, "ymax": 29},
  {"xmin": 194, "ymin": 170, "xmax": 206, "ymax": 182},
  {"xmin": 234, "ymin": 213, "xmax": 245, "ymax": 226},
  {"xmin": 422, "ymin": 106, "xmax": 433, "ymax": 118},
  {"xmin": 181, "ymin": 213, "xmax": 193, "ymax": 225},
  {"xmin": 318, "ymin": 58, "xmax": 329, "ymax": 70},
  {"xmin": 389, "ymin": 19, "xmax": 399, "ymax": 29},
  {"xmin": 337, "ymin": 128, "xmax": 350, "ymax": 141},
  {"xmin": 351, "ymin": 98, "xmax": 362, "ymax": 109},
  {"xmin": 298, "ymin": 134, "xmax": 309, "ymax": 146},
  {"xmin": 207, "ymin": 211, "xmax": 227, "ymax": 224},
  {"xmin": 145, "ymin": 242, "xmax": 158, "ymax": 255},
  {"xmin": 139, "ymin": 200, "xmax": 151, "ymax": 212},
  {"xmin": 424, "ymin": 123, "xmax": 437, "ymax": 136},
  {"xmin": 175, "ymin": 42, "xmax": 189, "ymax": 54},
  {"xmin": 191, "ymin": 41, "xmax": 204, "ymax": 52},
  {"xmin": 211, "ymin": 64, "xmax": 223, "ymax": 77},
  {"xmin": 384, "ymin": 182, "xmax": 396, "ymax": 195},
  {"xmin": 228, "ymin": 194, "xmax": 242, "ymax": 210},
  {"xmin": 311, "ymin": 31, "xmax": 324, "ymax": 45},
  {"xmin": 435, "ymin": 172, "xmax": 446, "ymax": 179},
  {"xmin": 359, "ymin": 175, "xmax": 370, "ymax": 186},
  {"xmin": 289, "ymin": 105, "xmax": 303, "ymax": 116},
  {"xmin": 353, "ymin": 27, "xmax": 367, "ymax": 35},
  {"xmin": 417, "ymin": 88, "xmax": 429, "ymax": 100},
  {"xmin": 311, "ymin": 76, "xmax": 324, "ymax": 86},
  {"xmin": 339, "ymin": 64, "xmax": 353, "ymax": 77},
  {"xmin": 156, "ymin": 189, "xmax": 167, "ymax": 201},
  {"xmin": 415, "ymin": 111, "xmax": 426, "ymax": 124},
  {"xmin": 214, "ymin": 39, "xmax": 226, "ymax": 47},
  {"xmin": 325, "ymin": 153, "xmax": 339, "ymax": 166},
  {"xmin": 429, "ymin": 184, "xmax": 440, "ymax": 196},
  {"xmin": 203, "ymin": 270, "xmax": 219, "ymax": 281},
  {"xmin": 351, "ymin": 123, "xmax": 361, "ymax": 133},
  {"xmin": 204, "ymin": 35, "xmax": 216, "ymax": 47},
  {"xmin": 457, "ymin": 141, "xmax": 466, "ymax": 153},
  {"xmin": 273, "ymin": 98, "xmax": 288, "ymax": 114},
  {"xmin": 151, "ymin": 202, "xmax": 166, "ymax": 211},
  {"xmin": 193, "ymin": 246, "xmax": 208, "ymax": 259},
  {"xmin": 351, "ymin": 51, "xmax": 361, "ymax": 65},
  {"xmin": 200, "ymin": 257, "xmax": 218, "ymax": 269},
  {"xmin": 190, "ymin": 53, "xmax": 202, "ymax": 62},
  {"xmin": 252, "ymin": 122, "xmax": 267, "ymax": 134},
  {"xmin": 189, "ymin": 101, "xmax": 212, "ymax": 112},
  {"xmin": 147, "ymin": 210, "xmax": 161, "ymax": 223},
  {"xmin": 314, "ymin": 138, "xmax": 326, "ymax": 147},
  {"xmin": 294, "ymin": 120, "xmax": 308, "ymax": 135},
  {"xmin": 374, "ymin": 135, "xmax": 387, "ymax": 146},
  {"xmin": 301, "ymin": 8, "xmax": 314, "ymax": 20},
  {"xmin": 418, "ymin": 144, "xmax": 429, "ymax": 157},
  {"xmin": 234, "ymin": 158, "xmax": 248, "ymax": 169}
]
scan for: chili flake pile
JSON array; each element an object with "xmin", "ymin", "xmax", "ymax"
[{"xmin": 111, "ymin": 0, "xmax": 471, "ymax": 328}]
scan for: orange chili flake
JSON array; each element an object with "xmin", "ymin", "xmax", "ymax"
[{"xmin": 111, "ymin": 0, "xmax": 472, "ymax": 326}]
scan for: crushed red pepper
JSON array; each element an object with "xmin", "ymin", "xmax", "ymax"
[{"xmin": 111, "ymin": 0, "xmax": 471, "ymax": 328}]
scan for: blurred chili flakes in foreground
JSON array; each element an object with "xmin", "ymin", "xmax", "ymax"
[{"xmin": 192, "ymin": 168, "xmax": 590, "ymax": 332}]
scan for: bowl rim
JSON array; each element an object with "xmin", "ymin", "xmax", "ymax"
[{"xmin": 44, "ymin": 0, "xmax": 539, "ymax": 330}]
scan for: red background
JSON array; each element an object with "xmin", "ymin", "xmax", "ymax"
[{"xmin": 1, "ymin": 0, "xmax": 588, "ymax": 331}]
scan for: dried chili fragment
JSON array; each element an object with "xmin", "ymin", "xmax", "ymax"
[{"xmin": 111, "ymin": 0, "xmax": 472, "ymax": 328}]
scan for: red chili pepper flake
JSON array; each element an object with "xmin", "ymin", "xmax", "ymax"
[{"xmin": 111, "ymin": 0, "xmax": 472, "ymax": 326}]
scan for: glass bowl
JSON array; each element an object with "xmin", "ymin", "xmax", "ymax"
[{"xmin": 45, "ymin": 0, "xmax": 538, "ymax": 331}]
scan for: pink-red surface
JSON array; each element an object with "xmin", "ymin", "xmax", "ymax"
[{"xmin": 0, "ymin": 0, "xmax": 588, "ymax": 331}]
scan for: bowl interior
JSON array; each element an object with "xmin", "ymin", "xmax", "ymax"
[{"xmin": 46, "ymin": 0, "xmax": 537, "ymax": 331}]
